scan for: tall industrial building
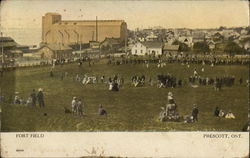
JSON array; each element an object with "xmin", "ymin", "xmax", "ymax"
[{"xmin": 42, "ymin": 13, "xmax": 127, "ymax": 45}]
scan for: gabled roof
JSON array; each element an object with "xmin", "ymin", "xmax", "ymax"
[
  {"xmin": 141, "ymin": 41, "xmax": 163, "ymax": 48},
  {"xmin": 163, "ymin": 44, "xmax": 179, "ymax": 51},
  {"xmin": 0, "ymin": 37, "xmax": 17, "ymax": 47},
  {"xmin": 101, "ymin": 37, "xmax": 120, "ymax": 45}
]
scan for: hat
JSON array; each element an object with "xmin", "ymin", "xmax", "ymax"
[
  {"xmin": 73, "ymin": 97, "xmax": 77, "ymax": 99},
  {"xmin": 168, "ymin": 92, "xmax": 173, "ymax": 96}
]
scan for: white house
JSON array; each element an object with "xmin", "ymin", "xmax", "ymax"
[{"xmin": 131, "ymin": 42, "xmax": 162, "ymax": 56}]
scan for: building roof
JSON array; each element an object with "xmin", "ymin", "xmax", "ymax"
[
  {"xmin": 41, "ymin": 44, "xmax": 73, "ymax": 51},
  {"xmin": 101, "ymin": 37, "xmax": 120, "ymax": 45},
  {"xmin": 163, "ymin": 44, "xmax": 179, "ymax": 51},
  {"xmin": 0, "ymin": 37, "xmax": 17, "ymax": 47},
  {"xmin": 141, "ymin": 41, "xmax": 163, "ymax": 48},
  {"xmin": 55, "ymin": 20, "xmax": 125, "ymax": 26}
]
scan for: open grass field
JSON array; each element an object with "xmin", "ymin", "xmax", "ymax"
[{"xmin": 0, "ymin": 59, "xmax": 249, "ymax": 131}]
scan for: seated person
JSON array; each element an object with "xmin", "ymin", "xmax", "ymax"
[
  {"xmin": 183, "ymin": 115, "xmax": 194, "ymax": 123},
  {"xmin": 225, "ymin": 111, "xmax": 235, "ymax": 119},
  {"xmin": 26, "ymin": 97, "xmax": 33, "ymax": 106},
  {"xmin": 219, "ymin": 109, "xmax": 225, "ymax": 117},
  {"xmin": 158, "ymin": 107, "xmax": 166, "ymax": 121},
  {"xmin": 98, "ymin": 104, "xmax": 107, "ymax": 115},
  {"xmin": 14, "ymin": 96, "xmax": 21, "ymax": 104}
]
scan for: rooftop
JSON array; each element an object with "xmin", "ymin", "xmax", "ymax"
[
  {"xmin": 163, "ymin": 44, "xmax": 179, "ymax": 51},
  {"xmin": 141, "ymin": 41, "xmax": 163, "ymax": 48}
]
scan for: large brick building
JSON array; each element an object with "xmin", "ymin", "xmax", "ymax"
[{"xmin": 42, "ymin": 13, "xmax": 127, "ymax": 46}]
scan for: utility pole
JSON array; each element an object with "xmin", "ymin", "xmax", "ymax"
[
  {"xmin": 96, "ymin": 16, "xmax": 98, "ymax": 42},
  {"xmin": 1, "ymin": 32, "xmax": 4, "ymax": 69},
  {"xmin": 125, "ymin": 30, "xmax": 127, "ymax": 54},
  {"xmin": 80, "ymin": 34, "xmax": 82, "ymax": 51}
]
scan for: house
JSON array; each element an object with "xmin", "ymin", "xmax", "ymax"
[
  {"xmin": 89, "ymin": 41, "xmax": 100, "ymax": 49},
  {"xmin": 239, "ymin": 35, "xmax": 250, "ymax": 52},
  {"xmin": 207, "ymin": 41, "xmax": 216, "ymax": 50},
  {"xmin": 212, "ymin": 32, "xmax": 224, "ymax": 43},
  {"xmin": 163, "ymin": 44, "xmax": 179, "ymax": 55},
  {"xmin": 37, "ymin": 44, "xmax": 73, "ymax": 60},
  {"xmin": 131, "ymin": 41, "xmax": 162, "ymax": 56},
  {"xmin": 100, "ymin": 37, "xmax": 121, "ymax": 53}
]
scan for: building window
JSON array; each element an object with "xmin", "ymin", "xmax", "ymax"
[
  {"xmin": 135, "ymin": 50, "xmax": 137, "ymax": 54},
  {"xmin": 141, "ymin": 50, "xmax": 143, "ymax": 54}
]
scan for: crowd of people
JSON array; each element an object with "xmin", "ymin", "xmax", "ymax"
[{"xmin": 106, "ymin": 54, "xmax": 250, "ymax": 67}]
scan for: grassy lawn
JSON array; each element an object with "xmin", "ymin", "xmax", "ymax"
[{"xmin": 0, "ymin": 59, "xmax": 249, "ymax": 131}]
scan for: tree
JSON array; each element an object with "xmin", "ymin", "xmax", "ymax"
[
  {"xmin": 224, "ymin": 41, "xmax": 246, "ymax": 56},
  {"xmin": 172, "ymin": 40, "xmax": 190, "ymax": 52},
  {"xmin": 193, "ymin": 42, "xmax": 210, "ymax": 54}
]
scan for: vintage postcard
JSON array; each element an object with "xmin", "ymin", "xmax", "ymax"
[{"xmin": 0, "ymin": 0, "xmax": 249, "ymax": 157}]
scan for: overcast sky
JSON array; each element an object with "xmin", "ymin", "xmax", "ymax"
[{"xmin": 1, "ymin": 0, "xmax": 249, "ymax": 29}]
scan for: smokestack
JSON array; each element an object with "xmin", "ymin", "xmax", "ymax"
[{"xmin": 96, "ymin": 16, "xmax": 98, "ymax": 42}]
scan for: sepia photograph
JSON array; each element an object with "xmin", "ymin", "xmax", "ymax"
[{"xmin": 0, "ymin": 0, "xmax": 249, "ymax": 157}]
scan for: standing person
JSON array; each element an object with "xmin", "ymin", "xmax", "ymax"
[
  {"xmin": 214, "ymin": 107, "xmax": 220, "ymax": 117},
  {"xmin": 71, "ymin": 97, "xmax": 77, "ymax": 115},
  {"xmin": 50, "ymin": 70, "xmax": 54, "ymax": 77},
  {"xmin": 192, "ymin": 105, "xmax": 199, "ymax": 122},
  {"xmin": 30, "ymin": 89, "xmax": 36, "ymax": 107},
  {"xmin": 61, "ymin": 72, "xmax": 64, "ymax": 80},
  {"xmin": 239, "ymin": 78, "xmax": 243, "ymax": 85},
  {"xmin": 37, "ymin": 88, "xmax": 45, "ymax": 108},
  {"xmin": 193, "ymin": 69, "xmax": 198, "ymax": 78},
  {"xmin": 77, "ymin": 99, "xmax": 84, "ymax": 116}
]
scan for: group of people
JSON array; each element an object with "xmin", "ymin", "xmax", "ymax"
[
  {"xmin": 214, "ymin": 107, "xmax": 235, "ymax": 119},
  {"xmin": 158, "ymin": 91, "xmax": 199, "ymax": 123},
  {"xmin": 108, "ymin": 75, "xmax": 123, "ymax": 91},
  {"xmin": 157, "ymin": 74, "xmax": 182, "ymax": 88},
  {"xmin": 13, "ymin": 88, "xmax": 45, "ymax": 108},
  {"xmin": 158, "ymin": 91, "xmax": 238, "ymax": 123},
  {"xmin": 131, "ymin": 75, "xmax": 146, "ymax": 87},
  {"xmin": 69, "ymin": 97, "xmax": 107, "ymax": 117},
  {"xmin": 71, "ymin": 97, "xmax": 84, "ymax": 116}
]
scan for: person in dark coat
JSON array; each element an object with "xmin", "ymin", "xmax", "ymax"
[
  {"xmin": 214, "ymin": 107, "xmax": 220, "ymax": 117},
  {"xmin": 192, "ymin": 105, "xmax": 199, "ymax": 122},
  {"xmin": 37, "ymin": 88, "xmax": 45, "ymax": 108},
  {"xmin": 50, "ymin": 70, "xmax": 54, "ymax": 77},
  {"xmin": 30, "ymin": 89, "xmax": 36, "ymax": 107}
]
